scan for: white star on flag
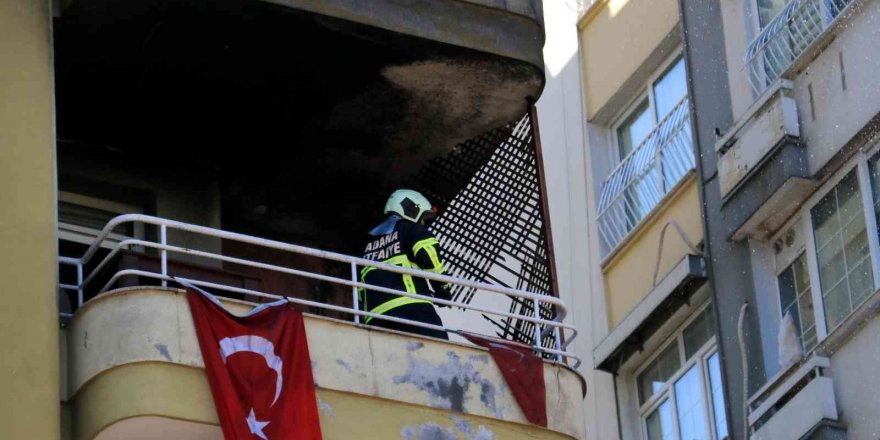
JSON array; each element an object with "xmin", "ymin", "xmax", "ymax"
[{"xmin": 246, "ymin": 408, "xmax": 270, "ymax": 440}]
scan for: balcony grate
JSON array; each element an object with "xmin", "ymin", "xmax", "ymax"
[
  {"xmin": 596, "ymin": 97, "xmax": 694, "ymax": 254},
  {"xmin": 746, "ymin": 0, "xmax": 854, "ymax": 96},
  {"xmin": 407, "ymin": 112, "xmax": 559, "ymax": 355}
]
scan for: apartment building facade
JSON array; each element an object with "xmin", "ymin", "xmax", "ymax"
[
  {"xmin": 554, "ymin": 0, "xmax": 731, "ymax": 439},
  {"xmin": 0, "ymin": 1, "xmax": 591, "ymax": 439},
  {"xmin": 682, "ymin": 0, "xmax": 880, "ymax": 439}
]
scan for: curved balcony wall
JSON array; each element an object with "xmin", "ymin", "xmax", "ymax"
[{"xmin": 63, "ymin": 287, "xmax": 585, "ymax": 440}]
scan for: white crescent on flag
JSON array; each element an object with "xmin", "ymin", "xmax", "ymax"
[{"xmin": 218, "ymin": 335, "xmax": 284, "ymax": 406}]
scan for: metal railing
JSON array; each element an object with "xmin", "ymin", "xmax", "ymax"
[
  {"xmin": 746, "ymin": 0, "xmax": 853, "ymax": 96},
  {"xmin": 57, "ymin": 214, "xmax": 580, "ymax": 367},
  {"xmin": 596, "ymin": 97, "xmax": 694, "ymax": 253}
]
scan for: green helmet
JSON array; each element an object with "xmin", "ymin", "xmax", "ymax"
[{"xmin": 384, "ymin": 189, "xmax": 436, "ymax": 223}]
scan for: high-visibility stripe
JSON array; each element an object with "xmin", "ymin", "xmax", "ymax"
[
  {"xmin": 359, "ymin": 254, "xmax": 419, "ymax": 318},
  {"xmin": 413, "ymin": 237, "xmax": 444, "ymax": 274},
  {"xmin": 364, "ymin": 296, "xmax": 432, "ymax": 324},
  {"xmin": 412, "ymin": 237, "xmax": 439, "ymax": 254},
  {"xmin": 360, "ymin": 254, "xmax": 411, "ymax": 279}
]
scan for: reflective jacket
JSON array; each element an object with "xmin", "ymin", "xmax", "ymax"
[{"xmin": 359, "ymin": 215, "xmax": 451, "ymax": 322}]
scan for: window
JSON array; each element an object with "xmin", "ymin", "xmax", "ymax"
[
  {"xmin": 596, "ymin": 54, "xmax": 694, "ymax": 253},
  {"xmin": 58, "ymin": 191, "xmax": 145, "ymax": 248},
  {"xmin": 746, "ymin": 0, "xmax": 853, "ymax": 96},
  {"xmin": 777, "ymin": 253, "xmax": 818, "ymax": 351},
  {"xmin": 637, "ymin": 304, "xmax": 728, "ymax": 440},
  {"xmin": 706, "ymin": 353, "xmax": 728, "ymax": 440},
  {"xmin": 811, "ymin": 170, "xmax": 873, "ymax": 329},
  {"xmin": 770, "ymin": 150, "xmax": 880, "ymax": 356},
  {"xmin": 754, "ymin": 0, "xmax": 789, "ymax": 28},
  {"xmin": 613, "ymin": 56, "xmax": 688, "ymax": 162},
  {"xmin": 617, "ymin": 99, "xmax": 653, "ymax": 160}
]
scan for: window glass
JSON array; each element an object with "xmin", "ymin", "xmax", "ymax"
[
  {"xmin": 652, "ymin": 57, "xmax": 687, "ymax": 120},
  {"xmin": 646, "ymin": 400, "xmax": 676, "ymax": 440},
  {"xmin": 675, "ymin": 365, "xmax": 709, "ymax": 440},
  {"xmin": 868, "ymin": 154, "xmax": 880, "ymax": 225},
  {"xmin": 756, "ymin": 0, "xmax": 788, "ymax": 28},
  {"xmin": 811, "ymin": 171, "xmax": 873, "ymax": 330},
  {"xmin": 616, "ymin": 99, "xmax": 652, "ymax": 160},
  {"xmin": 638, "ymin": 343, "xmax": 681, "ymax": 404},
  {"xmin": 638, "ymin": 307, "xmax": 727, "ymax": 440},
  {"xmin": 708, "ymin": 353, "xmax": 729, "ymax": 440},
  {"xmin": 777, "ymin": 253, "xmax": 818, "ymax": 351},
  {"xmin": 683, "ymin": 306, "xmax": 715, "ymax": 359}
]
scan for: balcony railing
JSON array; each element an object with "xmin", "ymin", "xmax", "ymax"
[
  {"xmin": 746, "ymin": 0, "xmax": 853, "ymax": 96},
  {"xmin": 597, "ymin": 97, "xmax": 694, "ymax": 253},
  {"xmin": 57, "ymin": 214, "xmax": 580, "ymax": 367}
]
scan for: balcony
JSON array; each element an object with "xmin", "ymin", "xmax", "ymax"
[
  {"xmin": 596, "ymin": 97, "xmax": 694, "ymax": 253},
  {"xmin": 746, "ymin": 0, "xmax": 855, "ymax": 97},
  {"xmin": 58, "ymin": 215, "xmax": 585, "ymax": 439},
  {"xmin": 748, "ymin": 356, "xmax": 844, "ymax": 440}
]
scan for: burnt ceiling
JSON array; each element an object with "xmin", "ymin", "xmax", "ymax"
[{"xmin": 54, "ymin": 0, "xmax": 543, "ymax": 250}]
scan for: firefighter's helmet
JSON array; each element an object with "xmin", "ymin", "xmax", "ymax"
[{"xmin": 384, "ymin": 189, "xmax": 437, "ymax": 224}]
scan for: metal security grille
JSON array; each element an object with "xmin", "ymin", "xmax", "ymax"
[{"xmin": 407, "ymin": 112, "xmax": 559, "ymax": 355}]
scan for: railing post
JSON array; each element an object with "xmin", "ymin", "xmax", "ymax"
[
  {"xmin": 351, "ymin": 262, "xmax": 360, "ymax": 324},
  {"xmin": 160, "ymin": 224, "xmax": 167, "ymax": 287},
  {"xmin": 533, "ymin": 299, "xmax": 541, "ymax": 349},
  {"xmin": 76, "ymin": 262, "xmax": 83, "ymax": 307},
  {"xmin": 554, "ymin": 326, "xmax": 562, "ymax": 362}
]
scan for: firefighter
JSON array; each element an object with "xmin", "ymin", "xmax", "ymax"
[{"xmin": 359, "ymin": 189, "xmax": 453, "ymax": 340}]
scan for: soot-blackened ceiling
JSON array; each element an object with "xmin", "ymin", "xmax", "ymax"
[{"xmin": 54, "ymin": 0, "xmax": 543, "ymax": 250}]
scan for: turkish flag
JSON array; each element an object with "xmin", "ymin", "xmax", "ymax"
[
  {"xmin": 461, "ymin": 332, "xmax": 547, "ymax": 427},
  {"xmin": 185, "ymin": 282, "xmax": 323, "ymax": 440}
]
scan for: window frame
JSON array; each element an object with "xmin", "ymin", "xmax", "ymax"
[
  {"xmin": 608, "ymin": 49, "xmax": 685, "ymax": 166},
  {"xmin": 749, "ymin": 0, "xmax": 789, "ymax": 31},
  {"xmin": 774, "ymin": 250, "xmax": 818, "ymax": 351},
  {"xmin": 769, "ymin": 146, "xmax": 880, "ymax": 351},
  {"xmin": 57, "ymin": 191, "xmax": 145, "ymax": 249},
  {"xmin": 634, "ymin": 302, "xmax": 726, "ymax": 440}
]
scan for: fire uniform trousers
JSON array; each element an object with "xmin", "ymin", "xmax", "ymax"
[{"xmin": 359, "ymin": 215, "xmax": 452, "ymax": 340}]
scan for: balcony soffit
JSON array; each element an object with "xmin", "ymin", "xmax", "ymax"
[{"xmin": 54, "ymin": 0, "xmax": 545, "ymax": 250}]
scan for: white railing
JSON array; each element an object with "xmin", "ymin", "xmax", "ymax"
[
  {"xmin": 746, "ymin": 0, "xmax": 853, "ymax": 96},
  {"xmin": 57, "ymin": 214, "xmax": 580, "ymax": 367},
  {"xmin": 596, "ymin": 97, "xmax": 694, "ymax": 253}
]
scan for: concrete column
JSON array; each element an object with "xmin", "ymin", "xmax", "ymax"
[{"xmin": 0, "ymin": 0, "xmax": 60, "ymax": 438}]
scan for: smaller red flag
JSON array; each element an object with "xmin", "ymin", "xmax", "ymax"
[
  {"xmin": 461, "ymin": 332, "xmax": 547, "ymax": 427},
  {"xmin": 184, "ymin": 282, "xmax": 323, "ymax": 440}
]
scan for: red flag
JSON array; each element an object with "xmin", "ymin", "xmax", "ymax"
[
  {"xmin": 461, "ymin": 333, "xmax": 547, "ymax": 427},
  {"xmin": 185, "ymin": 283, "xmax": 323, "ymax": 440}
]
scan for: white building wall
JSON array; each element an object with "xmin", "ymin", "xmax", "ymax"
[
  {"xmin": 830, "ymin": 313, "xmax": 880, "ymax": 440},
  {"xmin": 536, "ymin": 1, "xmax": 620, "ymax": 439}
]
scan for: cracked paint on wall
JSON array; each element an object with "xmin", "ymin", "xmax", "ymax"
[{"xmin": 394, "ymin": 343, "xmax": 503, "ymax": 418}]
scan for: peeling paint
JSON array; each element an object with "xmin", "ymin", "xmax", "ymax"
[
  {"xmin": 467, "ymin": 354, "xmax": 489, "ymax": 364},
  {"xmin": 311, "ymin": 360, "xmax": 319, "ymax": 386},
  {"xmin": 401, "ymin": 421, "xmax": 496, "ymax": 440},
  {"xmin": 450, "ymin": 415, "xmax": 472, "ymax": 436},
  {"xmin": 470, "ymin": 426, "xmax": 495, "ymax": 440},
  {"xmin": 407, "ymin": 341, "xmax": 425, "ymax": 351},
  {"xmin": 401, "ymin": 423, "xmax": 458, "ymax": 440},
  {"xmin": 154, "ymin": 343, "xmax": 172, "ymax": 361},
  {"xmin": 317, "ymin": 397, "xmax": 334, "ymax": 417},
  {"xmin": 394, "ymin": 350, "xmax": 501, "ymax": 417},
  {"xmin": 336, "ymin": 358, "xmax": 354, "ymax": 373}
]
